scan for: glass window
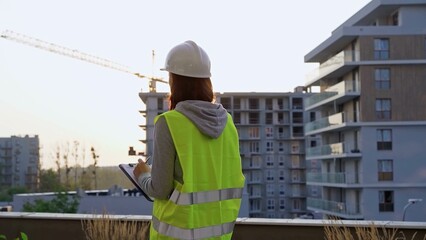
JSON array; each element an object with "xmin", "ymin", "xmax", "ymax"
[
  {"xmin": 265, "ymin": 98, "xmax": 273, "ymax": 110},
  {"xmin": 249, "ymin": 112, "xmax": 259, "ymax": 124},
  {"xmin": 233, "ymin": 98, "xmax": 241, "ymax": 109},
  {"xmin": 379, "ymin": 191, "xmax": 394, "ymax": 212},
  {"xmin": 250, "ymin": 156, "xmax": 262, "ymax": 168},
  {"xmin": 377, "ymin": 129, "xmax": 392, "ymax": 150},
  {"xmin": 266, "ymin": 141, "xmax": 274, "ymax": 152},
  {"xmin": 278, "ymin": 142, "xmax": 285, "ymax": 153},
  {"xmin": 249, "ymin": 141, "xmax": 260, "ymax": 153},
  {"xmin": 220, "ymin": 97, "xmax": 231, "ymax": 110},
  {"xmin": 378, "ymin": 159, "xmax": 393, "ymax": 181},
  {"xmin": 233, "ymin": 112, "xmax": 241, "ymax": 124},
  {"xmin": 279, "ymin": 184, "xmax": 285, "ymax": 196},
  {"xmin": 266, "ymin": 155, "xmax": 274, "ymax": 167},
  {"xmin": 376, "ymin": 99, "xmax": 391, "ymax": 120},
  {"xmin": 278, "ymin": 155, "xmax": 285, "ymax": 166},
  {"xmin": 279, "ymin": 170, "xmax": 285, "ymax": 181},
  {"xmin": 267, "ymin": 199, "xmax": 275, "ymax": 210},
  {"xmin": 265, "ymin": 113, "xmax": 273, "ymax": 124},
  {"xmin": 265, "ymin": 127, "xmax": 273, "ymax": 138},
  {"xmin": 249, "ymin": 98, "xmax": 259, "ymax": 109},
  {"xmin": 279, "ymin": 199, "xmax": 286, "ymax": 210},
  {"xmin": 249, "ymin": 127, "xmax": 259, "ymax": 138},
  {"xmin": 266, "ymin": 170, "xmax": 275, "ymax": 182},
  {"xmin": 266, "ymin": 184, "xmax": 275, "ymax": 196},
  {"xmin": 374, "ymin": 38, "xmax": 390, "ymax": 60},
  {"xmin": 375, "ymin": 68, "xmax": 390, "ymax": 89}
]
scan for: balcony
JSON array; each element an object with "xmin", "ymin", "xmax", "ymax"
[
  {"xmin": 306, "ymin": 142, "xmax": 361, "ymax": 160},
  {"xmin": 307, "ymin": 172, "xmax": 360, "ymax": 185},
  {"xmin": 306, "ymin": 50, "xmax": 360, "ymax": 85},
  {"xmin": 305, "ymin": 80, "xmax": 360, "ymax": 110},
  {"xmin": 304, "ymin": 112, "xmax": 360, "ymax": 135},
  {"xmin": 307, "ymin": 198, "xmax": 363, "ymax": 219},
  {"xmin": 2, "ymin": 212, "xmax": 425, "ymax": 240}
]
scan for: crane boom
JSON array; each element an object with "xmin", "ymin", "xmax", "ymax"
[{"xmin": 1, "ymin": 30, "xmax": 167, "ymax": 92}]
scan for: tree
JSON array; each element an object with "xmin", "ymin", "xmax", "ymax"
[
  {"xmin": 38, "ymin": 169, "xmax": 65, "ymax": 192},
  {"xmin": 22, "ymin": 192, "xmax": 79, "ymax": 213},
  {"xmin": 0, "ymin": 186, "xmax": 28, "ymax": 202}
]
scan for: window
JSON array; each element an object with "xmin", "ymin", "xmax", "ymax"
[
  {"xmin": 220, "ymin": 97, "xmax": 231, "ymax": 110},
  {"xmin": 233, "ymin": 98, "xmax": 241, "ymax": 109},
  {"xmin": 278, "ymin": 156, "xmax": 285, "ymax": 166},
  {"xmin": 278, "ymin": 113, "xmax": 285, "ymax": 124},
  {"xmin": 378, "ymin": 160, "xmax": 393, "ymax": 181},
  {"xmin": 377, "ymin": 129, "xmax": 392, "ymax": 150},
  {"xmin": 278, "ymin": 142, "xmax": 285, "ymax": 153},
  {"xmin": 233, "ymin": 112, "xmax": 241, "ymax": 124},
  {"xmin": 279, "ymin": 199, "xmax": 286, "ymax": 210},
  {"xmin": 292, "ymin": 112, "xmax": 303, "ymax": 124},
  {"xmin": 376, "ymin": 99, "xmax": 391, "ymax": 120},
  {"xmin": 252, "ymin": 171, "xmax": 262, "ymax": 183},
  {"xmin": 249, "ymin": 127, "xmax": 259, "ymax": 138},
  {"xmin": 266, "ymin": 155, "xmax": 274, "ymax": 167},
  {"xmin": 379, "ymin": 191, "xmax": 394, "ymax": 212},
  {"xmin": 265, "ymin": 113, "xmax": 273, "ymax": 124},
  {"xmin": 249, "ymin": 98, "xmax": 259, "ymax": 109},
  {"xmin": 265, "ymin": 98, "xmax": 273, "ymax": 110},
  {"xmin": 266, "ymin": 184, "xmax": 275, "ymax": 196},
  {"xmin": 392, "ymin": 11, "xmax": 399, "ymax": 26},
  {"xmin": 266, "ymin": 141, "xmax": 274, "ymax": 152},
  {"xmin": 279, "ymin": 184, "xmax": 285, "ymax": 196},
  {"xmin": 278, "ymin": 170, "xmax": 285, "ymax": 181},
  {"xmin": 249, "ymin": 141, "xmax": 260, "ymax": 153},
  {"xmin": 250, "ymin": 156, "xmax": 262, "ymax": 168},
  {"xmin": 278, "ymin": 127, "xmax": 286, "ymax": 139},
  {"xmin": 250, "ymin": 199, "xmax": 261, "ymax": 211},
  {"xmin": 265, "ymin": 127, "xmax": 273, "ymax": 138},
  {"xmin": 293, "ymin": 199, "xmax": 301, "ymax": 210},
  {"xmin": 374, "ymin": 38, "xmax": 390, "ymax": 60},
  {"xmin": 249, "ymin": 112, "xmax": 260, "ymax": 124},
  {"xmin": 267, "ymin": 199, "xmax": 275, "ymax": 210},
  {"xmin": 266, "ymin": 170, "xmax": 275, "ymax": 181},
  {"xmin": 249, "ymin": 185, "xmax": 261, "ymax": 197},
  {"xmin": 277, "ymin": 98, "xmax": 284, "ymax": 109},
  {"xmin": 375, "ymin": 68, "xmax": 390, "ymax": 89}
]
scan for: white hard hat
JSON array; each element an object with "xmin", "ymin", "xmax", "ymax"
[{"xmin": 161, "ymin": 40, "xmax": 211, "ymax": 78}]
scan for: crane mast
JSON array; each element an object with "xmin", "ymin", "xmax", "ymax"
[{"xmin": 0, "ymin": 30, "xmax": 167, "ymax": 92}]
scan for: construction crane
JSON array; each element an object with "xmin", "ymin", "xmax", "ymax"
[{"xmin": 0, "ymin": 30, "xmax": 167, "ymax": 92}]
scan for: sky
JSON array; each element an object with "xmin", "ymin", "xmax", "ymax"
[{"xmin": 0, "ymin": 0, "xmax": 371, "ymax": 168}]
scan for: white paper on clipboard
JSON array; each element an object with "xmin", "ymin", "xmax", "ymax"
[{"xmin": 119, "ymin": 163, "xmax": 154, "ymax": 202}]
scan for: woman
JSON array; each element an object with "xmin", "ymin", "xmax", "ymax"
[{"xmin": 134, "ymin": 40, "xmax": 245, "ymax": 240}]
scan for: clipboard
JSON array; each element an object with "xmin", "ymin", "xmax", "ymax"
[{"xmin": 119, "ymin": 163, "xmax": 154, "ymax": 202}]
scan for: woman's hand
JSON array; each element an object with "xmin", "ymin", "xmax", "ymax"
[{"xmin": 133, "ymin": 159, "xmax": 151, "ymax": 179}]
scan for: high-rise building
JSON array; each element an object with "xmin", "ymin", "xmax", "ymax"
[
  {"xmin": 139, "ymin": 89, "xmax": 315, "ymax": 218},
  {"xmin": 304, "ymin": 0, "xmax": 426, "ymax": 221},
  {"xmin": 0, "ymin": 135, "xmax": 40, "ymax": 191}
]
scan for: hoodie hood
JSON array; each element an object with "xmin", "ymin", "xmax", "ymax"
[{"xmin": 175, "ymin": 100, "xmax": 228, "ymax": 139}]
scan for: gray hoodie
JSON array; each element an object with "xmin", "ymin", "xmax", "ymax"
[{"xmin": 138, "ymin": 100, "xmax": 229, "ymax": 199}]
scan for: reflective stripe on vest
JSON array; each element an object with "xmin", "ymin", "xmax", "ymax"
[
  {"xmin": 170, "ymin": 187, "xmax": 243, "ymax": 205},
  {"xmin": 152, "ymin": 216, "xmax": 235, "ymax": 240}
]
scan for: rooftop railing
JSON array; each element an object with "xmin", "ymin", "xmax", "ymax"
[{"xmin": 1, "ymin": 212, "xmax": 426, "ymax": 240}]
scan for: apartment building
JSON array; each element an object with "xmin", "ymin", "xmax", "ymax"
[
  {"xmin": 139, "ymin": 90, "xmax": 315, "ymax": 218},
  {"xmin": 304, "ymin": 0, "xmax": 426, "ymax": 221},
  {"xmin": 0, "ymin": 135, "xmax": 40, "ymax": 191}
]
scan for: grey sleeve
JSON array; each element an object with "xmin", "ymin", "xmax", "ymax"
[{"xmin": 139, "ymin": 116, "xmax": 176, "ymax": 200}]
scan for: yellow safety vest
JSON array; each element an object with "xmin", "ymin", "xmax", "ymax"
[{"xmin": 151, "ymin": 110, "xmax": 245, "ymax": 240}]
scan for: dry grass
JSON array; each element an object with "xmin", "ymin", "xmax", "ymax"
[
  {"xmin": 81, "ymin": 213, "xmax": 149, "ymax": 240},
  {"xmin": 324, "ymin": 218, "xmax": 426, "ymax": 240}
]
